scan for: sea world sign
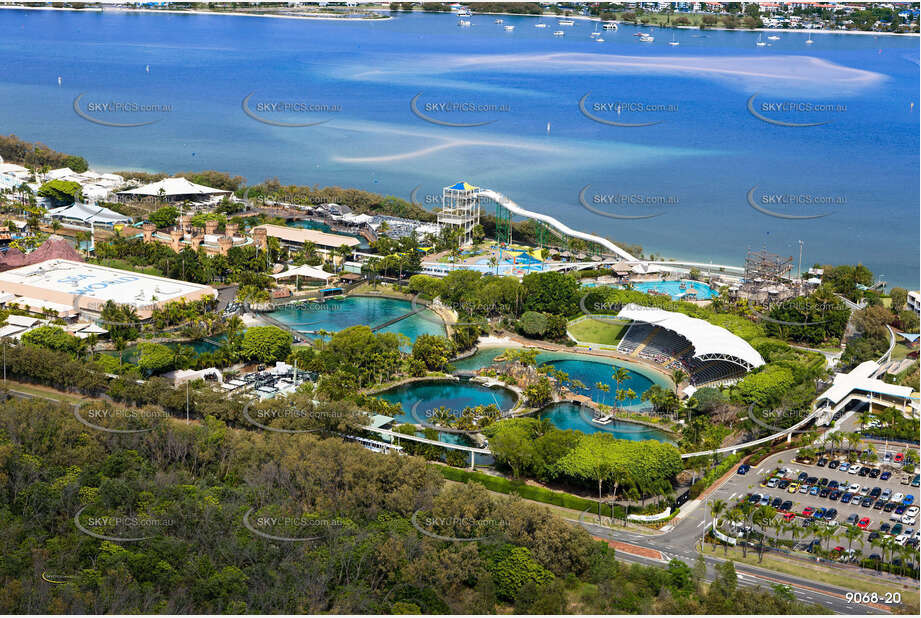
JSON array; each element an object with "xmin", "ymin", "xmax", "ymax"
[{"xmin": 58, "ymin": 273, "xmax": 140, "ymax": 296}]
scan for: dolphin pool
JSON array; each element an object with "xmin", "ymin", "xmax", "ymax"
[
  {"xmin": 537, "ymin": 402, "xmax": 673, "ymax": 443},
  {"xmin": 268, "ymin": 295, "xmax": 445, "ymax": 342}
]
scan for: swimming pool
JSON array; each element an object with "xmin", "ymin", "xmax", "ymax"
[{"xmin": 631, "ymin": 280, "xmax": 716, "ymax": 300}]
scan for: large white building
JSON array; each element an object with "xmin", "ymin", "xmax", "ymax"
[{"xmin": 0, "ymin": 259, "xmax": 217, "ymax": 319}]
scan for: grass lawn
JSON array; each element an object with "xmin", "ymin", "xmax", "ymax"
[
  {"xmin": 890, "ymin": 343, "xmax": 913, "ymax": 361},
  {"xmin": 567, "ymin": 319, "xmax": 627, "ymax": 346},
  {"xmin": 707, "ymin": 544, "xmax": 919, "ymax": 606}
]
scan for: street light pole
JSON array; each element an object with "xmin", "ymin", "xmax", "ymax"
[{"xmin": 185, "ymin": 381, "xmax": 190, "ymax": 424}]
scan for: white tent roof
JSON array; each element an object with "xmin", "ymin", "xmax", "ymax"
[
  {"xmin": 119, "ymin": 177, "xmax": 231, "ymax": 197},
  {"xmin": 819, "ymin": 363, "xmax": 914, "ymax": 406},
  {"xmin": 616, "ymin": 303, "xmax": 765, "ymax": 369},
  {"xmin": 46, "ymin": 202, "xmax": 132, "ymax": 224},
  {"xmin": 270, "ymin": 265, "xmax": 335, "ymax": 281}
]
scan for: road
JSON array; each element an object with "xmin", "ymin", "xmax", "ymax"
[{"xmin": 569, "ymin": 449, "xmax": 916, "ymax": 615}]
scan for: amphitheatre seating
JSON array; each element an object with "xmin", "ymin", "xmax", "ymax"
[{"xmin": 617, "ymin": 322, "xmax": 653, "ymax": 354}]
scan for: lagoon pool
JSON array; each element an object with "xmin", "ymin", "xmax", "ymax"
[
  {"xmin": 631, "ymin": 280, "xmax": 716, "ymax": 300},
  {"xmin": 288, "ymin": 219, "xmax": 369, "ymax": 249},
  {"xmin": 538, "ymin": 402, "xmax": 673, "ymax": 443},
  {"xmin": 376, "ymin": 379, "xmax": 517, "ymax": 425},
  {"xmin": 268, "ymin": 296, "xmax": 445, "ymax": 343}
]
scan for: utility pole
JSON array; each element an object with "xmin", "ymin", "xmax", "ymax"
[
  {"xmin": 185, "ymin": 381, "xmax": 190, "ymax": 424},
  {"xmin": 3, "ymin": 341, "xmax": 6, "ymax": 384},
  {"xmin": 797, "ymin": 239, "xmax": 804, "ymax": 280}
]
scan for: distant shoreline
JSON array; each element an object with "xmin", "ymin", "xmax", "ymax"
[
  {"xmin": 1, "ymin": 5, "xmax": 916, "ymax": 35},
  {"xmin": 0, "ymin": 5, "xmax": 391, "ymax": 22}
]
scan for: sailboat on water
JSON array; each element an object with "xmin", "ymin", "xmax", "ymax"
[
  {"xmin": 756, "ymin": 33, "xmax": 766, "ymax": 46},
  {"xmin": 806, "ymin": 32, "xmax": 814, "ymax": 44},
  {"xmin": 669, "ymin": 33, "xmax": 679, "ymax": 46}
]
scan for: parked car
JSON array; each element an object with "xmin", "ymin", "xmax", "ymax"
[
  {"xmin": 869, "ymin": 468, "xmax": 881, "ymax": 479},
  {"xmin": 818, "ymin": 477, "xmax": 829, "ymax": 487},
  {"xmin": 904, "ymin": 495, "xmax": 914, "ymax": 506},
  {"xmin": 881, "ymin": 471, "xmax": 892, "ymax": 481},
  {"xmin": 893, "ymin": 492, "xmax": 904, "ymax": 503},
  {"xmin": 825, "ymin": 508, "xmax": 838, "ymax": 524},
  {"xmin": 869, "ymin": 487, "xmax": 881, "ymax": 498},
  {"xmin": 772, "ymin": 497, "xmax": 783, "ymax": 509},
  {"xmin": 788, "ymin": 483, "xmax": 800, "ymax": 494},
  {"xmin": 817, "ymin": 458, "xmax": 828, "ymax": 467},
  {"xmin": 894, "ymin": 453, "xmax": 904, "ymax": 463},
  {"xmin": 857, "ymin": 517, "xmax": 871, "ymax": 529},
  {"xmin": 839, "ymin": 462, "xmax": 851, "ymax": 472},
  {"xmin": 737, "ymin": 464, "xmax": 751, "ymax": 475},
  {"xmin": 881, "ymin": 488, "xmax": 892, "ymax": 501},
  {"xmin": 781, "ymin": 500, "xmax": 793, "ymax": 511},
  {"xmin": 880, "ymin": 523, "xmax": 891, "ymax": 534},
  {"xmin": 859, "ymin": 467, "xmax": 870, "ymax": 477},
  {"xmin": 749, "ymin": 493, "xmax": 761, "ymax": 504},
  {"xmin": 759, "ymin": 495, "xmax": 771, "ymax": 506},
  {"xmin": 813, "ymin": 507, "xmax": 827, "ymax": 519},
  {"xmin": 841, "ymin": 493, "xmax": 853, "ymax": 504},
  {"xmin": 884, "ymin": 502, "xmax": 897, "ymax": 513},
  {"xmin": 766, "ymin": 478, "xmax": 778, "ymax": 488},
  {"xmin": 902, "ymin": 514, "xmax": 916, "ymax": 525},
  {"xmin": 798, "ymin": 472, "xmax": 809, "ymax": 482},
  {"xmin": 782, "ymin": 512, "xmax": 795, "ymax": 522},
  {"xmin": 809, "ymin": 486, "xmax": 819, "ymax": 496},
  {"xmin": 799, "ymin": 484, "xmax": 809, "ymax": 494},
  {"xmin": 828, "ymin": 480, "xmax": 840, "ymax": 490},
  {"xmin": 829, "ymin": 490, "xmax": 842, "ymax": 501},
  {"xmin": 819, "ymin": 487, "xmax": 831, "ymax": 498},
  {"xmin": 906, "ymin": 506, "xmax": 919, "ymax": 518},
  {"xmin": 828, "ymin": 460, "xmax": 839, "ymax": 469},
  {"xmin": 874, "ymin": 500, "xmax": 885, "ymax": 510},
  {"xmin": 884, "ymin": 452, "xmax": 892, "ymax": 463},
  {"xmin": 849, "ymin": 483, "xmax": 861, "ymax": 493},
  {"xmin": 892, "ymin": 523, "xmax": 903, "ymax": 535},
  {"xmin": 861, "ymin": 497, "xmax": 874, "ymax": 508},
  {"xmin": 868, "ymin": 531, "xmax": 880, "ymax": 542},
  {"xmin": 848, "ymin": 464, "xmax": 861, "ymax": 474},
  {"xmin": 778, "ymin": 479, "xmax": 791, "ymax": 489},
  {"xmin": 802, "ymin": 506, "xmax": 815, "ymax": 517},
  {"xmin": 846, "ymin": 513, "xmax": 859, "ymax": 525},
  {"xmin": 912, "ymin": 475, "xmax": 920, "ymax": 488}
]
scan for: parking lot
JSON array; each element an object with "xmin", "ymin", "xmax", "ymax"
[{"xmin": 718, "ymin": 450, "xmax": 920, "ymax": 553}]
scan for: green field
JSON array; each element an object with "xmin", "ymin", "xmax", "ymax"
[{"xmin": 567, "ymin": 318, "xmax": 627, "ymax": 346}]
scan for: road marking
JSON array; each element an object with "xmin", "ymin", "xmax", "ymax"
[{"xmin": 696, "ymin": 520, "xmax": 705, "ymax": 528}]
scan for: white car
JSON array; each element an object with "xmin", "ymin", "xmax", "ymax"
[
  {"xmin": 848, "ymin": 483, "xmax": 861, "ymax": 493},
  {"xmin": 902, "ymin": 514, "xmax": 917, "ymax": 525},
  {"xmin": 882, "ymin": 489, "xmax": 892, "ymax": 501},
  {"xmin": 893, "ymin": 492, "xmax": 905, "ymax": 503},
  {"xmin": 890, "ymin": 511, "xmax": 903, "ymax": 522},
  {"xmin": 895, "ymin": 534, "xmax": 909, "ymax": 546},
  {"xmin": 906, "ymin": 506, "xmax": 919, "ymax": 517},
  {"xmin": 767, "ymin": 478, "xmax": 778, "ymax": 488},
  {"xmin": 849, "ymin": 464, "xmax": 861, "ymax": 474}
]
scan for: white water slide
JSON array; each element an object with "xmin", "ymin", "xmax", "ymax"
[{"xmin": 477, "ymin": 189, "xmax": 639, "ymax": 262}]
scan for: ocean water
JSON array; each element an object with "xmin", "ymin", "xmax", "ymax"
[{"xmin": 0, "ymin": 9, "xmax": 917, "ymax": 286}]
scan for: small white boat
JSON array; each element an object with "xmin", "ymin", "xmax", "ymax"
[
  {"xmin": 546, "ymin": 121, "xmax": 551, "ymax": 134},
  {"xmin": 495, "ymin": 18, "xmax": 503, "ymax": 24},
  {"xmin": 756, "ymin": 33, "xmax": 766, "ymax": 46},
  {"xmin": 456, "ymin": 8, "xmax": 471, "ymax": 16},
  {"xmin": 591, "ymin": 415, "xmax": 613, "ymax": 425},
  {"xmin": 639, "ymin": 34, "xmax": 654, "ymax": 42},
  {"xmin": 504, "ymin": 25, "xmax": 515, "ymax": 31},
  {"xmin": 767, "ymin": 35, "xmax": 780, "ymax": 40},
  {"xmin": 145, "ymin": 64, "xmax": 150, "ymax": 73},
  {"xmin": 596, "ymin": 36, "xmax": 605, "ymax": 42},
  {"xmin": 458, "ymin": 19, "xmax": 471, "ymax": 27},
  {"xmin": 535, "ymin": 22, "xmax": 547, "ymax": 28},
  {"xmin": 558, "ymin": 19, "xmax": 574, "ymax": 26},
  {"xmin": 669, "ymin": 33, "xmax": 679, "ymax": 46},
  {"xmin": 57, "ymin": 76, "xmax": 62, "ymax": 85},
  {"xmin": 553, "ymin": 30, "xmax": 565, "ymax": 36},
  {"xmin": 806, "ymin": 32, "xmax": 814, "ymax": 44},
  {"xmin": 603, "ymin": 22, "xmax": 617, "ymax": 30},
  {"xmin": 634, "ymin": 32, "xmax": 649, "ymax": 37}
]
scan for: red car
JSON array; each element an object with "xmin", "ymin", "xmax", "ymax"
[
  {"xmin": 857, "ymin": 517, "xmax": 871, "ymax": 529},
  {"xmin": 802, "ymin": 507, "xmax": 814, "ymax": 517},
  {"xmin": 894, "ymin": 453, "xmax": 904, "ymax": 463},
  {"xmin": 782, "ymin": 512, "xmax": 795, "ymax": 522}
]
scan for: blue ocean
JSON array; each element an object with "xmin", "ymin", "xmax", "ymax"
[{"xmin": 0, "ymin": 9, "xmax": 917, "ymax": 286}]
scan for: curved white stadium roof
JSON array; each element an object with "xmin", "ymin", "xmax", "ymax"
[{"xmin": 616, "ymin": 303, "xmax": 765, "ymax": 369}]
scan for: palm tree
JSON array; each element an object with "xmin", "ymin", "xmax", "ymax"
[
  {"xmin": 709, "ymin": 499, "xmax": 726, "ymax": 551},
  {"xmin": 727, "ymin": 507, "xmax": 744, "ymax": 555},
  {"xmin": 488, "ymin": 255, "xmax": 498, "ymax": 276},
  {"xmin": 611, "ymin": 367, "xmax": 632, "ymax": 412},
  {"xmin": 671, "ymin": 368, "xmax": 687, "ymax": 387},
  {"xmin": 843, "ymin": 524, "xmax": 863, "ymax": 554},
  {"xmin": 753, "ymin": 505, "xmax": 776, "ymax": 562}
]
